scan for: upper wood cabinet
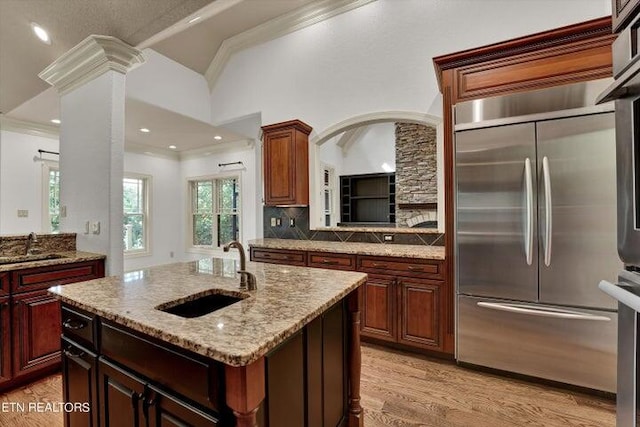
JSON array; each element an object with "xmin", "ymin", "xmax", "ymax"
[
  {"xmin": 262, "ymin": 119, "xmax": 312, "ymax": 206},
  {"xmin": 613, "ymin": 0, "xmax": 640, "ymax": 33}
]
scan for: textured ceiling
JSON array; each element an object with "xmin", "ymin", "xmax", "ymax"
[
  {"xmin": 0, "ymin": 0, "xmax": 213, "ymax": 114},
  {"xmin": 150, "ymin": 0, "xmax": 318, "ymax": 73}
]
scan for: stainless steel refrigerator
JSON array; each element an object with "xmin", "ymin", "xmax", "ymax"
[{"xmin": 455, "ymin": 80, "xmax": 623, "ymax": 393}]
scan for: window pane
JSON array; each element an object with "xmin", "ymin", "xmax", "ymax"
[
  {"xmin": 123, "ymin": 178, "xmax": 143, "ymax": 213},
  {"xmin": 193, "ymin": 214, "xmax": 213, "ymax": 246},
  {"xmin": 49, "ymin": 169, "xmax": 60, "ymax": 232},
  {"xmin": 123, "ymin": 214, "xmax": 144, "ymax": 250},
  {"xmin": 217, "ymin": 178, "xmax": 239, "ymax": 213},
  {"xmin": 195, "ymin": 181, "xmax": 213, "ymax": 212},
  {"xmin": 217, "ymin": 214, "xmax": 239, "ymax": 247}
]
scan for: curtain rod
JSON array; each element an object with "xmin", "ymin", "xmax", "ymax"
[
  {"xmin": 218, "ymin": 161, "xmax": 243, "ymax": 167},
  {"xmin": 38, "ymin": 149, "xmax": 59, "ymax": 156}
]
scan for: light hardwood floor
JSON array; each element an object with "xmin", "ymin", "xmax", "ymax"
[{"xmin": 0, "ymin": 344, "xmax": 615, "ymax": 427}]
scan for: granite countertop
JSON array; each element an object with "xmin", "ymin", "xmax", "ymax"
[
  {"xmin": 248, "ymin": 238, "xmax": 445, "ymax": 260},
  {"xmin": 49, "ymin": 258, "xmax": 366, "ymax": 367},
  {"xmin": 0, "ymin": 251, "xmax": 106, "ymax": 272}
]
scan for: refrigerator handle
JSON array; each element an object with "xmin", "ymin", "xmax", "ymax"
[
  {"xmin": 476, "ymin": 302, "xmax": 611, "ymax": 321},
  {"xmin": 524, "ymin": 158, "xmax": 534, "ymax": 266},
  {"xmin": 542, "ymin": 156, "xmax": 553, "ymax": 267}
]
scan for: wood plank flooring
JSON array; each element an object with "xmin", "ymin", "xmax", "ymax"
[{"xmin": 0, "ymin": 344, "xmax": 615, "ymax": 427}]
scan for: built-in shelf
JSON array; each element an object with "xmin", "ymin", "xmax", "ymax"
[{"xmin": 340, "ymin": 172, "xmax": 395, "ymax": 225}]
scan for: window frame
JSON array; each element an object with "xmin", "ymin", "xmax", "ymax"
[
  {"xmin": 123, "ymin": 173, "xmax": 151, "ymax": 257},
  {"xmin": 41, "ymin": 160, "xmax": 60, "ymax": 233},
  {"xmin": 320, "ymin": 163, "xmax": 338, "ymax": 227},
  {"xmin": 186, "ymin": 173, "xmax": 242, "ymax": 254}
]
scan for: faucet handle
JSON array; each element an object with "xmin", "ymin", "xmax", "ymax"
[{"xmin": 237, "ymin": 270, "xmax": 257, "ymax": 291}]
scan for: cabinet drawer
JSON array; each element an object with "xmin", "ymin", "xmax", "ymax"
[
  {"xmin": 358, "ymin": 256, "xmax": 443, "ymax": 279},
  {"xmin": 12, "ymin": 260, "xmax": 104, "ymax": 293},
  {"xmin": 250, "ymin": 248, "xmax": 306, "ymax": 266},
  {"xmin": 100, "ymin": 322, "xmax": 222, "ymax": 412},
  {"xmin": 307, "ymin": 252, "xmax": 356, "ymax": 271},
  {"xmin": 62, "ymin": 305, "xmax": 95, "ymax": 349}
]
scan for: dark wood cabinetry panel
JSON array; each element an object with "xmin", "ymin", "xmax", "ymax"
[
  {"xmin": 262, "ymin": 120, "xmax": 312, "ymax": 206},
  {"xmin": 98, "ymin": 358, "xmax": 146, "ymax": 427},
  {"xmin": 307, "ymin": 252, "xmax": 356, "ymax": 270},
  {"xmin": 613, "ymin": 0, "xmax": 640, "ymax": 32},
  {"xmin": 147, "ymin": 385, "xmax": 220, "ymax": 427},
  {"xmin": 61, "ymin": 338, "xmax": 99, "ymax": 427},
  {"xmin": 11, "ymin": 259, "xmax": 104, "ymax": 293},
  {"xmin": 0, "ymin": 297, "xmax": 10, "ymax": 386},
  {"xmin": 358, "ymin": 256, "xmax": 443, "ymax": 280},
  {"xmin": 0, "ymin": 272, "xmax": 9, "ymax": 296},
  {"xmin": 398, "ymin": 279, "xmax": 443, "ymax": 351},
  {"xmin": 361, "ymin": 275, "xmax": 396, "ymax": 342},
  {"xmin": 61, "ymin": 305, "xmax": 95, "ymax": 349},
  {"xmin": 250, "ymin": 247, "xmax": 307, "ymax": 266},
  {"xmin": 12, "ymin": 289, "xmax": 61, "ymax": 377}
]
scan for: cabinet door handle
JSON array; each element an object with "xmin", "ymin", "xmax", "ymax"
[
  {"xmin": 322, "ymin": 259, "xmax": 339, "ymax": 265},
  {"xmin": 371, "ymin": 263, "xmax": 388, "ymax": 268},
  {"xmin": 407, "ymin": 266, "xmax": 424, "ymax": 272},
  {"xmin": 63, "ymin": 347, "xmax": 85, "ymax": 359},
  {"xmin": 142, "ymin": 391, "xmax": 156, "ymax": 418},
  {"xmin": 63, "ymin": 318, "xmax": 87, "ymax": 330}
]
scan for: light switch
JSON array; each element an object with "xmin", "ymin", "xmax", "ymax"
[
  {"xmin": 61, "ymin": 206, "xmax": 67, "ymax": 218},
  {"xmin": 17, "ymin": 209, "xmax": 28, "ymax": 218},
  {"xmin": 84, "ymin": 221, "xmax": 90, "ymax": 234},
  {"xmin": 289, "ymin": 218, "xmax": 295, "ymax": 227},
  {"xmin": 383, "ymin": 234, "xmax": 394, "ymax": 242},
  {"xmin": 270, "ymin": 217, "xmax": 277, "ymax": 227},
  {"xmin": 91, "ymin": 221, "xmax": 100, "ymax": 235}
]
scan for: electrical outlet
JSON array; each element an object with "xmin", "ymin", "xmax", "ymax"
[
  {"xmin": 275, "ymin": 218, "xmax": 282, "ymax": 227},
  {"xmin": 17, "ymin": 209, "xmax": 29, "ymax": 218},
  {"xmin": 60, "ymin": 206, "xmax": 67, "ymax": 218},
  {"xmin": 289, "ymin": 218, "xmax": 295, "ymax": 227},
  {"xmin": 383, "ymin": 234, "xmax": 394, "ymax": 242},
  {"xmin": 91, "ymin": 221, "xmax": 100, "ymax": 235},
  {"xmin": 84, "ymin": 221, "xmax": 90, "ymax": 234},
  {"xmin": 170, "ymin": 251, "xmax": 174, "ymax": 258},
  {"xmin": 270, "ymin": 217, "xmax": 277, "ymax": 227}
]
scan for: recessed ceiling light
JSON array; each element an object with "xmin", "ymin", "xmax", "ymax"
[
  {"xmin": 50, "ymin": 119, "xmax": 60, "ymax": 124},
  {"xmin": 187, "ymin": 16, "xmax": 201, "ymax": 24},
  {"xmin": 31, "ymin": 23, "xmax": 51, "ymax": 45},
  {"xmin": 214, "ymin": 135, "xmax": 222, "ymax": 140},
  {"xmin": 139, "ymin": 128, "xmax": 150, "ymax": 133},
  {"xmin": 168, "ymin": 145, "xmax": 177, "ymax": 150}
]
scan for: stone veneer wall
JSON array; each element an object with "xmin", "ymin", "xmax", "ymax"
[
  {"xmin": 395, "ymin": 123, "xmax": 437, "ymax": 227},
  {"xmin": 0, "ymin": 233, "xmax": 77, "ymax": 256}
]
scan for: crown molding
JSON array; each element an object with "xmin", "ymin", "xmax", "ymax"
[
  {"xmin": 0, "ymin": 115, "xmax": 59, "ymax": 139},
  {"xmin": 179, "ymin": 139, "xmax": 254, "ymax": 160},
  {"xmin": 39, "ymin": 35, "xmax": 146, "ymax": 95},
  {"xmin": 204, "ymin": 0, "xmax": 376, "ymax": 90}
]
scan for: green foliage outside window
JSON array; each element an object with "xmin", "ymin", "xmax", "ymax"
[{"xmin": 191, "ymin": 177, "xmax": 240, "ymax": 247}]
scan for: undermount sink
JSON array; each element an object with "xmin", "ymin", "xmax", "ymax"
[
  {"xmin": 0, "ymin": 253, "xmax": 66, "ymax": 265},
  {"xmin": 156, "ymin": 290, "xmax": 248, "ymax": 318}
]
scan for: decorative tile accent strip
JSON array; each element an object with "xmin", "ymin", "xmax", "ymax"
[{"xmin": 0, "ymin": 233, "xmax": 76, "ymax": 256}]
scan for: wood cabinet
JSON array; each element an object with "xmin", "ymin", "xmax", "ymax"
[
  {"xmin": 61, "ymin": 338, "xmax": 99, "ymax": 427},
  {"xmin": 251, "ymin": 246, "xmax": 450, "ymax": 355},
  {"xmin": 12, "ymin": 289, "xmax": 61, "ymax": 378},
  {"xmin": 262, "ymin": 120, "xmax": 312, "ymax": 206},
  {"xmin": 613, "ymin": 0, "xmax": 640, "ymax": 33},
  {"xmin": 98, "ymin": 358, "xmax": 146, "ymax": 427},
  {"xmin": 0, "ymin": 258, "xmax": 105, "ymax": 392},
  {"xmin": 147, "ymin": 385, "xmax": 220, "ymax": 427},
  {"xmin": 0, "ymin": 297, "xmax": 10, "ymax": 386}
]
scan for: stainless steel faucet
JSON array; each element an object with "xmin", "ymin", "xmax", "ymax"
[
  {"xmin": 222, "ymin": 241, "xmax": 257, "ymax": 291},
  {"xmin": 25, "ymin": 232, "xmax": 38, "ymax": 255}
]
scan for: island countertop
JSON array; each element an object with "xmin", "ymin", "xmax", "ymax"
[
  {"xmin": 248, "ymin": 238, "xmax": 445, "ymax": 260},
  {"xmin": 49, "ymin": 258, "xmax": 366, "ymax": 367}
]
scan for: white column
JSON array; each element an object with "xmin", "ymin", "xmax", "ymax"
[{"xmin": 39, "ymin": 36, "xmax": 145, "ymax": 275}]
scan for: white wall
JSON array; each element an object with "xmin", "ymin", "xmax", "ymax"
[
  {"xmin": 210, "ymin": 0, "xmax": 610, "ymax": 131},
  {"xmin": 127, "ymin": 49, "xmax": 212, "ymax": 123},
  {"xmin": 180, "ymin": 146, "xmax": 260, "ymax": 261},
  {"xmin": 123, "ymin": 152, "xmax": 182, "ymax": 271},
  {"xmin": 0, "ymin": 130, "xmax": 59, "ymax": 234},
  {"xmin": 341, "ymin": 123, "xmax": 395, "ymax": 176}
]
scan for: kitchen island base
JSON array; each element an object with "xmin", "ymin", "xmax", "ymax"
[{"xmin": 60, "ymin": 291, "xmax": 363, "ymax": 427}]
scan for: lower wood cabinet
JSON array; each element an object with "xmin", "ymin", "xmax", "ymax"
[
  {"xmin": 0, "ymin": 297, "xmax": 11, "ymax": 386},
  {"xmin": 361, "ymin": 275, "xmax": 396, "ymax": 342},
  {"xmin": 398, "ymin": 279, "xmax": 442, "ymax": 350},
  {"xmin": 99, "ymin": 358, "xmax": 146, "ymax": 427},
  {"xmin": 146, "ymin": 385, "xmax": 220, "ymax": 427},
  {"xmin": 62, "ymin": 338, "xmax": 99, "ymax": 427},
  {"xmin": 12, "ymin": 289, "xmax": 62, "ymax": 377}
]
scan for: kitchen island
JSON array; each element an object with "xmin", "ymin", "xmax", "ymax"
[{"xmin": 49, "ymin": 257, "xmax": 367, "ymax": 427}]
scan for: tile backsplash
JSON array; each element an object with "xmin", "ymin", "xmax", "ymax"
[{"xmin": 263, "ymin": 207, "xmax": 443, "ymax": 246}]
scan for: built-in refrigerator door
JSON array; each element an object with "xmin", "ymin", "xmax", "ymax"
[
  {"xmin": 456, "ymin": 123, "xmax": 538, "ymax": 301},
  {"xmin": 536, "ymin": 113, "xmax": 622, "ymax": 310}
]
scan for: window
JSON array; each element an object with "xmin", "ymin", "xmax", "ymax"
[
  {"xmin": 123, "ymin": 175, "xmax": 150, "ymax": 254},
  {"xmin": 189, "ymin": 176, "xmax": 240, "ymax": 248},
  {"xmin": 41, "ymin": 161, "xmax": 60, "ymax": 233},
  {"xmin": 322, "ymin": 165, "xmax": 335, "ymax": 227}
]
